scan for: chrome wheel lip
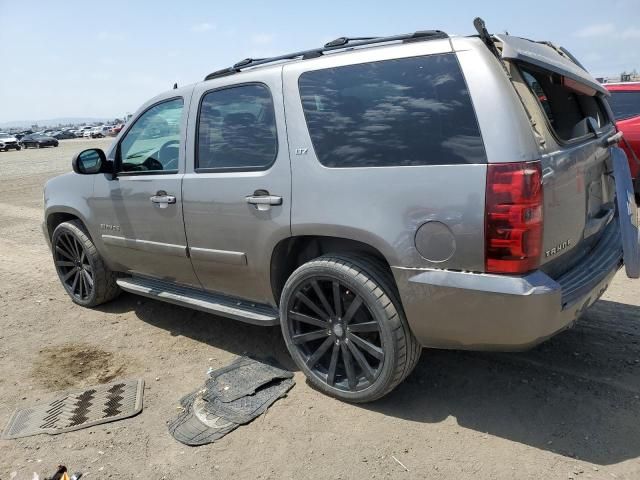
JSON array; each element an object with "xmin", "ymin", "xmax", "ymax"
[
  {"xmin": 285, "ymin": 275, "xmax": 385, "ymax": 393},
  {"xmin": 53, "ymin": 231, "xmax": 95, "ymax": 302}
]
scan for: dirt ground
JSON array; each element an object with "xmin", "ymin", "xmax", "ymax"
[{"xmin": 1, "ymin": 138, "xmax": 640, "ymax": 479}]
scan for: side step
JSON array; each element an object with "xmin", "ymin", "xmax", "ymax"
[{"xmin": 116, "ymin": 276, "xmax": 280, "ymax": 326}]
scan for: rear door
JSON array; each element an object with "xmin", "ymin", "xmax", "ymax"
[
  {"xmin": 182, "ymin": 69, "xmax": 291, "ymax": 304},
  {"xmin": 502, "ymin": 38, "xmax": 618, "ymax": 275}
]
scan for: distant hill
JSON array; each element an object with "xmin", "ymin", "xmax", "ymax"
[{"xmin": 0, "ymin": 117, "xmax": 116, "ymax": 129}]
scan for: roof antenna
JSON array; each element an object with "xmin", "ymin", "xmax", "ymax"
[{"xmin": 173, "ymin": 82, "xmax": 178, "ymax": 89}]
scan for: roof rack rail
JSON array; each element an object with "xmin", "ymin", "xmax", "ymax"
[{"xmin": 204, "ymin": 30, "xmax": 448, "ymax": 81}]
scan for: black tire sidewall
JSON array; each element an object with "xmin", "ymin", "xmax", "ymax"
[
  {"xmin": 51, "ymin": 222, "xmax": 99, "ymax": 307},
  {"xmin": 280, "ymin": 258, "xmax": 400, "ymax": 403}
]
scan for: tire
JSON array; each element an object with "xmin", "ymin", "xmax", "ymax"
[
  {"xmin": 280, "ymin": 254, "xmax": 421, "ymax": 403},
  {"xmin": 16, "ymin": 146, "xmax": 21, "ymax": 151},
  {"xmin": 51, "ymin": 220, "xmax": 121, "ymax": 307}
]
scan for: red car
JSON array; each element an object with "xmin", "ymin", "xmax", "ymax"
[{"xmin": 605, "ymin": 82, "xmax": 640, "ymax": 193}]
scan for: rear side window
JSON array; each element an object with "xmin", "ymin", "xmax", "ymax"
[
  {"xmin": 520, "ymin": 66, "xmax": 611, "ymax": 142},
  {"xmin": 197, "ymin": 84, "xmax": 277, "ymax": 171},
  {"xmin": 298, "ymin": 53, "xmax": 486, "ymax": 168},
  {"xmin": 607, "ymin": 90, "xmax": 640, "ymax": 121}
]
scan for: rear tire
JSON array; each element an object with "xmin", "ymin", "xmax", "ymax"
[
  {"xmin": 280, "ymin": 254, "xmax": 421, "ymax": 403},
  {"xmin": 51, "ymin": 220, "xmax": 121, "ymax": 307}
]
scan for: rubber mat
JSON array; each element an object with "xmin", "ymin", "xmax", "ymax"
[
  {"xmin": 168, "ymin": 357, "xmax": 294, "ymax": 446},
  {"xmin": 2, "ymin": 379, "xmax": 144, "ymax": 440},
  {"xmin": 168, "ymin": 391, "xmax": 239, "ymax": 446},
  {"xmin": 204, "ymin": 356, "xmax": 294, "ymax": 403},
  {"xmin": 203, "ymin": 376, "xmax": 295, "ymax": 424}
]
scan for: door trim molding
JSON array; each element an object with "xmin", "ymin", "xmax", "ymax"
[
  {"xmin": 189, "ymin": 246, "xmax": 247, "ymax": 266},
  {"xmin": 102, "ymin": 235, "xmax": 187, "ymax": 257}
]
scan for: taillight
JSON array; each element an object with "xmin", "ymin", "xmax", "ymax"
[{"xmin": 485, "ymin": 161, "xmax": 543, "ymax": 274}]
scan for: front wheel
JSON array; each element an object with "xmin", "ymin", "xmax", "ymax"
[
  {"xmin": 280, "ymin": 254, "xmax": 421, "ymax": 403},
  {"xmin": 16, "ymin": 146, "xmax": 21, "ymax": 151},
  {"xmin": 51, "ymin": 220, "xmax": 121, "ymax": 307}
]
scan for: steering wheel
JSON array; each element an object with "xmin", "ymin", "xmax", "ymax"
[{"xmin": 158, "ymin": 140, "xmax": 180, "ymax": 170}]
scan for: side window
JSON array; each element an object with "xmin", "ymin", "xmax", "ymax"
[
  {"xmin": 118, "ymin": 98, "xmax": 183, "ymax": 173},
  {"xmin": 298, "ymin": 53, "xmax": 486, "ymax": 168},
  {"xmin": 608, "ymin": 91, "xmax": 640, "ymax": 121},
  {"xmin": 520, "ymin": 67, "xmax": 611, "ymax": 142},
  {"xmin": 196, "ymin": 84, "xmax": 277, "ymax": 171}
]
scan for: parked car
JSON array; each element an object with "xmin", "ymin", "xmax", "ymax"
[
  {"xmin": 43, "ymin": 19, "xmax": 639, "ymax": 403},
  {"xmin": 14, "ymin": 130, "xmax": 33, "ymax": 140},
  {"xmin": 605, "ymin": 82, "xmax": 640, "ymax": 194},
  {"xmin": 76, "ymin": 126, "xmax": 93, "ymax": 137},
  {"xmin": 51, "ymin": 130, "xmax": 77, "ymax": 140},
  {"xmin": 21, "ymin": 134, "xmax": 59, "ymax": 148},
  {"xmin": 110, "ymin": 124, "xmax": 124, "ymax": 136},
  {"xmin": 89, "ymin": 126, "xmax": 110, "ymax": 138},
  {"xmin": 0, "ymin": 132, "xmax": 22, "ymax": 151}
]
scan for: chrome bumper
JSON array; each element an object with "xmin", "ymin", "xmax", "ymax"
[{"xmin": 393, "ymin": 220, "xmax": 623, "ymax": 351}]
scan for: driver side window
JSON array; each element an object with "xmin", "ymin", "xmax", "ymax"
[{"xmin": 118, "ymin": 98, "xmax": 183, "ymax": 173}]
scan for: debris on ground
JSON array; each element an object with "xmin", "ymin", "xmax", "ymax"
[{"xmin": 168, "ymin": 356, "xmax": 294, "ymax": 446}]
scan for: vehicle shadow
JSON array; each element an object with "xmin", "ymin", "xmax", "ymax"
[
  {"xmin": 367, "ymin": 299, "xmax": 640, "ymax": 466},
  {"xmin": 97, "ymin": 292, "xmax": 295, "ymax": 370},
  {"xmin": 99, "ymin": 295, "xmax": 640, "ymax": 465}
]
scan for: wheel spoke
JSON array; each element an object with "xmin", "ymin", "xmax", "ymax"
[
  {"xmin": 311, "ymin": 280, "xmax": 334, "ymax": 318},
  {"xmin": 55, "ymin": 260, "xmax": 75, "ymax": 268},
  {"xmin": 55, "ymin": 245, "xmax": 75, "ymax": 261},
  {"xmin": 62, "ymin": 235, "xmax": 78, "ymax": 259},
  {"xmin": 347, "ymin": 332, "xmax": 384, "ymax": 360},
  {"xmin": 341, "ymin": 343, "xmax": 357, "ymax": 390},
  {"xmin": 62, "ymin": 269, "xmax": 76, "ymax": 282},
  {"xmin": 78, "ymin": 272, "xmax": 84, "ymax": 298},
  {"xmin": 347, "ymin": 321, "xmax": 379, "ymax": 333},
  {"xmin": 296, "ymin": 292, "xmax": 329, "ymax": 320},
  {"xmin": 332, "ymin": 281, "xmax": 342, "ymax": 318},
  {"xmin": 342, "ymin": 296, "xmax": 363, "ymax": 324},
  {"xmin": 82, "ymin": 270, "xmax": 94, "ymax": 288},
  {"xmin": 306, "ymin": 337, "xmax": 333, "ymax": 368},
  {"xmin": 80, "ymin": 250, "xmax": 86, "ymax": 265},
  {"xmin": 292, "ymin": 330, "xmax": 329, "ymax": 345},
  {"xmin": 327, "ymin": 343, "xmax": 340, "ymax": 386},
  {"xmin": 347, "ymin": 340, "xmax": 376, "ymax": 382},
  {"xmin": 289, "ymin": 311, "xmax": 328, "ymax": 329},
  {"xmin": 70, "ymin": 271, "xmax": 79, "ymax": 294}
]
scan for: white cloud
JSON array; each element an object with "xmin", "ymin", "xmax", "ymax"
[
  {"xmin": 620, "ymin": 27, "xmax": 640, "ymax": 39},
  {"xmin": 251, "ymin": 33, "xmax": 274, "ymax": 45},
  {"xmin": 192, "ymin": 23, "xmax": 214, "ymax": 33},
  {"xmin": 574, "ymin": 23, "xmax": 615, "ymax": 37}
]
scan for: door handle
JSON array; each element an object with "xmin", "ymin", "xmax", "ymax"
[
  {"xmin": 246, "ymin": 192, "xmax": 282, "ymax": 211},
  {"xmin": 150, "ymin": 191, "xmax": 176, "ymax": 209}
]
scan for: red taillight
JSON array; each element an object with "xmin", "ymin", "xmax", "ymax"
[{"xmin": 485, "ymin": 161, "xmax": 543, "ymax": 274}]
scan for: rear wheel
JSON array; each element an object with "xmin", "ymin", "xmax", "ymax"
[
  {"xmin": 280, "ymin": 254, "xmax": 421, "ymax": 403},
  {"xmin": 51, "ymin": 220, "xmax": 120, "ymax": 307}
]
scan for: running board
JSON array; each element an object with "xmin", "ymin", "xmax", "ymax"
[{"xmin": 116, "ymin": 276, "xmax": 280, "ymax": 326}]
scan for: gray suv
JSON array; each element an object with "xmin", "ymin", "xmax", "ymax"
[{"xmin": 43, "ymin": 19, "xmax": 639, "ymax": 402}]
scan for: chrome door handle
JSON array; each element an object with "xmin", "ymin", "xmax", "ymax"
[
  {"xmin": 150, "ymin": 192, "xmax": 176, "ymax": 209},
  {"xmin": 246, "ymin": 193, "xmax": 282, "ymax": 211}
]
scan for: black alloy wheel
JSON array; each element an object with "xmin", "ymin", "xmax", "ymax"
[{"xmin": 54, "ymin": 230, "xmax": 95, "ymax": 302}]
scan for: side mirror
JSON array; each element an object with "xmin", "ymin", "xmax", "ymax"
[{"xmin": 72, "ymin": 148, "xmax": 106, "ymax": 174}]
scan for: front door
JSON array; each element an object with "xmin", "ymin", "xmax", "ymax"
[
  {"xmin": 182, "ymin": 72, "xmax": 291, "ymax": 304},
  {"xmin": 92, "ymin": 93, "xmax": 200, "ymax": 286}
]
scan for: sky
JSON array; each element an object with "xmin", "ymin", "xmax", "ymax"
[{"xmin": 1, "ymin": 0, "xmax": 639, "ymax": 123}]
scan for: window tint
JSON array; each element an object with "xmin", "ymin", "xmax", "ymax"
[
  {"xmin": 118, "ymin": 98, "xmax": 183, "ymax": 173},
  {"xmin": 197, "ymin": 84, "xmax": 277, "ymax": 171},
  {"xmin": 607, "ymin": 91, "xmax": 640, "ymax": 121},
  {"xmin": 298, "ymin": 53, "xmax": 486, "ymax": 168},
  {"xmin": 520, "ymin": 67, "xmax": 610, "ymax": 142}
]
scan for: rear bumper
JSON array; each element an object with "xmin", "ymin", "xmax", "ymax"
[{"xmin": 393, "ymin": 219, "xmax": 623, "ymax": 351}]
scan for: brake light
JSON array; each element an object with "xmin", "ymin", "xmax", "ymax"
[{"xmin": 485, "ymin": 161, "xmax": 543, "ymax": 274}]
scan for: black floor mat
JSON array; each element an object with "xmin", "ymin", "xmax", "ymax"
[{"xmin": 168, "ymin": 357, "xmax": 294, "ymax": 446}]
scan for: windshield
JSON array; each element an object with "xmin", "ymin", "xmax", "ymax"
[{"xmin": 608, "ymin": 90, "xmax": 640, "ymax": 121}]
